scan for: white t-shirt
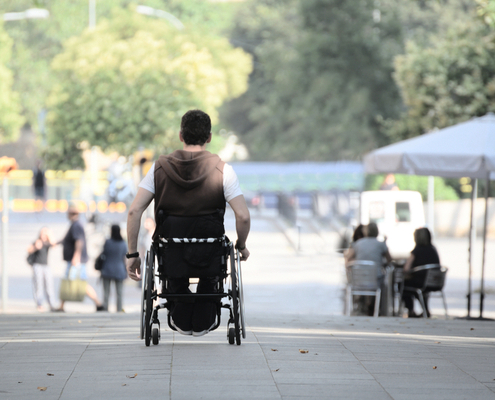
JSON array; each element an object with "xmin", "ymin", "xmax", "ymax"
[{"xmin": 138, "ymin": 162, "xmax": 243, "ymax": 203}]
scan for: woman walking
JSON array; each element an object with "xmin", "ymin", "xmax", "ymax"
[
  {"xmin": 27, "ymin": 227, "xmax": 58, "ymax": 311},
  {"xmin": 100, "ymin": 224, "xmax": 128, "ymax": 312}
]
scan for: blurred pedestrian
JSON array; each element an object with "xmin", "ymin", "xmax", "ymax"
[
  {"xmin": 58, "ymin": 205, "xmax": 104, "ymax": 312},
  {"xmin": 379, "ymin": 174, "xmax": 399, "ymax": 191},
  {"xmin": 402, "ymin": 227, "xmax": 440, "ymax": 318},
  {"xmin": 27, "ymin": 227, "xmax": 58, "ymax": 312},
  {"xmin": 99, "ymin": 224, "xmax": 128, "ymax": 312},
  {"xmin": 32, "ymin": 160, "xmax": 46, "ymax": 208}
]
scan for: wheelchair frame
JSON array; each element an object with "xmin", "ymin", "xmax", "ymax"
[{"xmin": 140, "ymin": 235, "xmax": 245, "ymax": 346}]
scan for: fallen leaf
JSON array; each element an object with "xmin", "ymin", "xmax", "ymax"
[
  {"xmin": 433, "ymin": 366, "xmax": 437, "ymax": 369},
  {"xmin": 37, "ymin": 387, "xmax": 47, "ymax": 391},
  {"xmin": 273, "ymin": 369, "xmax": 279, "ymax": 372},
  {"xmin": 271, "ymin": 349, "xmax": 278, "ymax": 352},
  {"xmin": 435, "ymin": 341, "xmax": 441, "ymax": 344},
  {"xmin": 299, "ymin": 350, "xmax": 308, "ymax": 354},
  {"xmin": 470, "ymin": 328, "xmax": 475, "ymax": 331},
  {"xmin": 122, "ymin": 384, "xmax": 127, "ymax": 386},
  {"xmin": 47, "ymin": 373, "xmax": 54, "ymax": 376},
  {"xmin": 126, "ymin": 374, "xmax": 138, "ymax": 379}
]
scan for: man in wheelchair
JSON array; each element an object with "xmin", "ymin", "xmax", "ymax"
[{"xmin": 126, "ymin": 109, "xmax": 251, "ymax": 337}]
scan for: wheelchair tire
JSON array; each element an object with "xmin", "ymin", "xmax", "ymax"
[
  {"xmin": 230, "ymin": 247, "xmax": 241, "ymax": 345},
  {"xmin": 152, "ymin": 327, "xmax": 160, "ymax": 345},
  {"xmin": 228, "ymin": 327, "xmax": 235, "ymax": 345},
  {"xmin": 140, "ymin": 251, "xmax": 149, "ymax": 340},
  {"xmin": 144, "ymin": 247, "xmax": 155, "ymax": 347},
  {"xmin": 236, "ymin": 250, "xmax": 246, "ymax": 339}
]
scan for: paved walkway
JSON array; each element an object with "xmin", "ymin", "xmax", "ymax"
[
  {"xmin": 2, "ymin": 211, "xmax": 495, "ymax": 398},
  {"xmin": 1, "ymin": 313, "xmax": 494, "ymax": 399}
]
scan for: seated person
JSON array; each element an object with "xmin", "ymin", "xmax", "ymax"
[
  {"xmin": 346, "ymin": 222, "xmax": 392, "ymax": 315},
  {"xmin": 346, "ymin": 222, "xmax": 392, "ymax": 273},
  {"xmin": 344, "ymin": 224, "xmax": 365, "ymax": 267},
  {"xmin": 126, "ymin": 109, "xmax": 251, "ymax": 336},
  {"xmin": 402, "ymin": 227, "xmax": 440, "ymax": 318}
]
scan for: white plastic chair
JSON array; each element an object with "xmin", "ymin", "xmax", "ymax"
[{"xmin": 346, "ymin": 260, "xmax": 382, "ymax": 317}]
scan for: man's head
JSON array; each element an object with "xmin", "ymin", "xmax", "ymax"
[
  {"xmin": 67, "ymin": 205, "xmax": 79, "ymax": 221},
  {"xmin": 365, "ymin": 222, "xmax": 379, "ymax": 238},
  {"xmin": 180, "ymin": 110, "xmax": 211, "ymax": 146}
]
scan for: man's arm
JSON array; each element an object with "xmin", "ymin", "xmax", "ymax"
[
  {"xmin": 228, "ymin": 195, "xmax": 251, "ymax": 261},
  {"xmin": 126, "ymin": 188, "xmax": 154, "ymax": 281},
  {"xmin": 72, "ymin": 239, "xmax": 83, "ymax": 266}
]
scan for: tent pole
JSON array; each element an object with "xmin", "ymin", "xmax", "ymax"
[
  {"xmin": 479, "ymin": 175, "xmax": 490, "ymax": 318},
  {"xmin": 467, "ymin": 179, "xmax": 477, "ymax": 318},
  {"xmin": 428, "ymin": 176, "xmax": 435, "ymax": 236}
]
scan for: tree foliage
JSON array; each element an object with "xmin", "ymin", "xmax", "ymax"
[
  {"xmin": 386, "ymin": 9, "xmax": 495, "ymax": 140},
  {"xmin": 44, "ymin": 7, "xmax": 251, "ymax": 169},
  {"xmin": 2, "ymin": 0, "xmax": 239, "ymax": 137},
  {"xmin": 221, "ymin": 0, "xmax": 405, "ymax": 161},
  {"xmin": 0, "ymin": 21, "xmax": 23, "ymax": 142}
]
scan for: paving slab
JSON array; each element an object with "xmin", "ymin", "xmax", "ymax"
[{"xmin": 1, "ymin": 313, "xmax": 495, "ymax": 399}]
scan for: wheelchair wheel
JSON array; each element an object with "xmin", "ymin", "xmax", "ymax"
[
  {"xmin": 230, "ymin": 246, "xmax": 241, "ymax": 345},
  {"xmin": 144, "ymin": 247, "xmax": 155, "ymax": 347},
  {"xmin": 236, "ymin": 249, "xmax": 246, "ymax": 339},
  {"xmin": 228, "ymin": 327, "xmax": 235, "ymax": 345},
  {"xmin": 140, "ymin": 251, "xmax": 149, "ymax": 340},
  {"xmin": 152, "ymin": 327, "xmax": 160, "ymax": 345}
]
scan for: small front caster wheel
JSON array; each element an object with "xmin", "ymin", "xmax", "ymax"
[
  {"xmin": 228, "ymin": 327, "xmax": 235, "ymax": 345},
  {"xmin": 152, "ymin": 328, "xmax": 160, "ymax": 345}
]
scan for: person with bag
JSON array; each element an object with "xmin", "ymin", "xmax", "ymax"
[
  {"xmin": 26, "ymin": 227, "xmax": 58, "ymax": 312},
  {"xmin": 98, "ymin": 224, "xmax": 128, "ymax": 312},
  {"xmin": 57, "ymin": 205, "xmax": 104, "ymax": 312}
]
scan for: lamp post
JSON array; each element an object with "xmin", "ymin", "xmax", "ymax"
[
  {"xmin": 1, "ymin": 8, "xmax": 49, "ymax": 312},
  {"xmin": 136, "ymin": 5, "xmax": 184, "ymax": 30},
  {"xmin": 3, "ymin": 8, "xmax": 49, "ymax": 21}
]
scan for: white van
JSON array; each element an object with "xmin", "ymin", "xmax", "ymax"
[{"xmin": 359, "ymin": 190, "xmax": 425, "ymax": 261}]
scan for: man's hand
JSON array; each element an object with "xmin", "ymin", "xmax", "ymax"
[
  {"xmin": 127, "ymin": 258, "xmax": 142, "ymax": 281},
  {"xmin": 239, "ymin": 247, "xmax": 250, "ymax": 262}
]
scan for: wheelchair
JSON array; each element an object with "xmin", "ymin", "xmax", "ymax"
[{"xmin": 140, "ymin": 216, "xmax": 245, "ymax": 346}]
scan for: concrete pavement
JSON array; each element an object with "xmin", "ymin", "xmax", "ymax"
[
  {"xmin": 2, "ymin": 210, "xmax": 495, "ymax": 399},
  {"xmin": 1, "ymin": 313, "xmax": 495, "ymax": 399}
]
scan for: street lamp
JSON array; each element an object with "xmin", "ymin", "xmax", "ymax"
[
  {"xmin": 136, "ymin": 5, "xmax": 184, "ymax": 30},
  {"xmin": 3, "ymin": 8, "xmax": 49, "ymax": 21},
  {"xmin": 1, "ymin": 7, "xmax": 49, "ymax": 313}
]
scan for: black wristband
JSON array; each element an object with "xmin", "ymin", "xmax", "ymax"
[
  {"xmin": 235, "ymin": 241, "xmax": 246, "ymax": 251},
  {"xmin": 125, "ymin": 252, "xmax": 140, "ymax": 259}
]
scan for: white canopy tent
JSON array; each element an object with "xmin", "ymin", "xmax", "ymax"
[{"xmin": 363, "ymin": 113, "xmax": 495, "ymax": 319}]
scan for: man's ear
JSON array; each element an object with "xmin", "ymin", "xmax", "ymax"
[
  {"xmin": 179, "ymin": 131, "xmax": 184, "ymax": 143},
  {"xmin": 206, "ymin": 133, "xmax": 212, "ymax": 143}
]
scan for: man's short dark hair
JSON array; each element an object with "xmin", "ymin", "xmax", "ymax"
[
  {"xmin": 366, "ymin": 222, "xmax": 379, "ymax": 238},
  {"xmin": 180, "ymin": 110, "xmax": 211, "ymax": 145}
]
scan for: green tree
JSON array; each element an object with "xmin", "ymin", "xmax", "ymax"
[
  {"xmin": 45, "ymin": 7, "xmax": 251, "ymax": 169},
  {"xmin": 386, "ymin": 17, "xmax": 495, "ymax": 141},
  {"xmin": 3, "ymin": 0, "xmax": 238, "ymax": 136},
  {"xmin": 0, "ymin": 21, "xmax": 23, "ymax": 142},
  {"xmin": 221, "ymin": 0, "xmax": 405, "ymax": 161}
]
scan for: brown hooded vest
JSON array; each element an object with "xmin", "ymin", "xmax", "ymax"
[{"xmin": 153, "ymin": 150, "xmax": 225, "ymax": 218}]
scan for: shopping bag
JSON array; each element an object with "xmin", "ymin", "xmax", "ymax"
[{"xmin": 59, "ymin": 278, "xmax": 87, "ymax": 302}]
